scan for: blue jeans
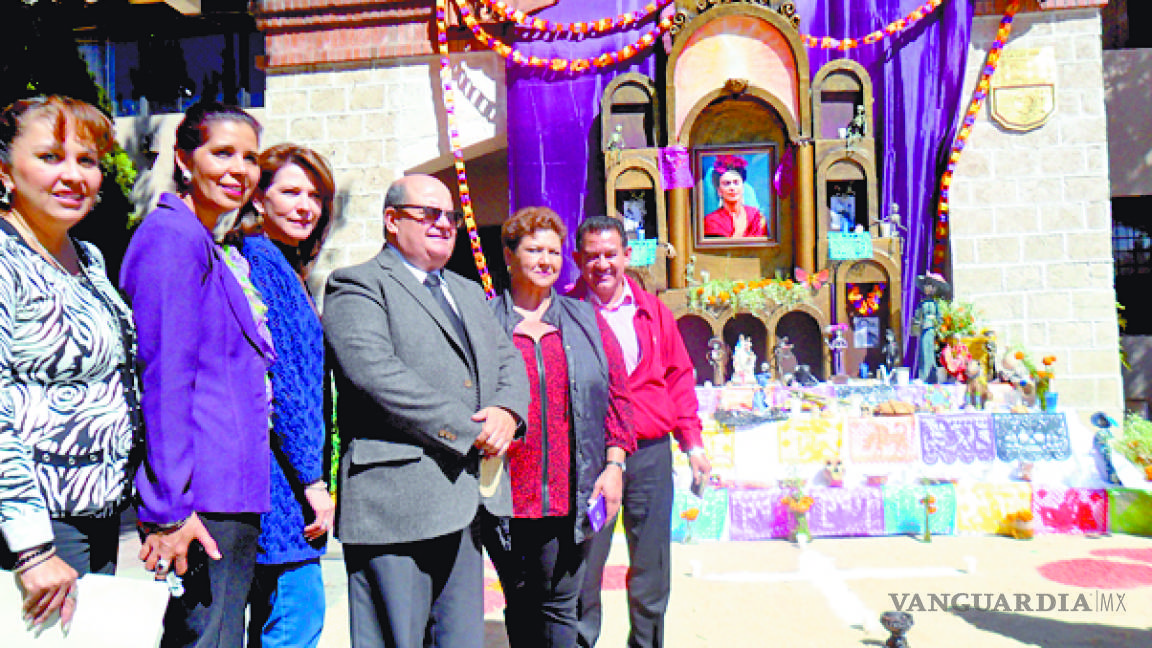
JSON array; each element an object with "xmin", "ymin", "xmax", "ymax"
[{"xmin": 248, "ymin": 559, "xmax": 325, "ymax": 648}]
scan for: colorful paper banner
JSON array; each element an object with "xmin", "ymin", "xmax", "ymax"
[
  {"xmin": 1107, "ymin": 488, "xmax": 1152, "ymax": 536},
  {"xmin": 848, "ymin": 416, "xmax": 919, "ymax": 464},
  {"xmin": 955, "ymin": 481, "xmax": 1032, "ymax": 535},
  {"xmin": 919, "ymin": 413, "xmax": 996, "ymax": 464},
  {"xmin": 1032, "ymin": 486, "xmax": 1107, "ymax": 535},
  {"xmin": 993, "ymin": 413, "xmax": 1071, "ymax": 462},
  {"xmin": 728, "ymin": 488, "xmax": 791, "ymax": 541},
  {"xmin": 806, "ymin": 486, "xmax": 886, "ymax": 537},
  {"xmin": 883, "ymin": 484, "xmax": 956, "ymax": 536},
  {"xmin": 778, "ymin": 417, "xmax": 843, "ymax": 464},
  {"xmin": 671, "ymin": 487, "xmax": 729, "ymax": 542}
]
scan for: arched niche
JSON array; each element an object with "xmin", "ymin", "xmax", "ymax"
[
  {"xmin": 722, "ymin": 312, "xmax": 769, "ymax": 380},
  {"xmin": 812, "ymin": 59, "xmax": 874, "ymax": 142},
  {"xmin": 606, "ymin": 156, "xmax": 669, "ymax": 291},
  {"xmin": 834, "ymin": 257, "xmax": 902, "ymax": 378},
  {"xmin": 774, "ymin": 309, "xmax": 825, "ymax": 381},
  {"xmin": 601, "ymin": 72, "xmax": 660, "ymax": 151},
  {"xmin": 677, "ymin": 313, "xmax": 719, "ymax": 386},
  {"xmin": 665, "ymin": 4, "xmax": 811, "ymax": 145},
  {"xmin": 816, "ymin": 151, "xmax": 879, "ymax": 262}
]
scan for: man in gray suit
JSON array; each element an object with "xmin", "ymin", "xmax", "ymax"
[{"xmin": 324, "ymin": 174, "xmax": 529, "ymax": 648}]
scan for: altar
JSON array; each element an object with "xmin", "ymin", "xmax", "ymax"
[{"xmin": 664, "ymin": 385, "xmax": 1152, "ymax": 543}]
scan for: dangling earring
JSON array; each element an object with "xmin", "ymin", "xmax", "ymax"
[
  {"xmin": 182, "ymin": 169, "xmax": 192, "ymax": 185},
  {"xmin": 94, "ymin": 191, "xmax": 103, "ymax": 206},
  {"xmin": 0, "ymin": 184, "xmax": 11, "ymax": 211}
]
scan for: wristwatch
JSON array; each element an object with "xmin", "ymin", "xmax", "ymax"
[{"xmin": 606, "ymin": 459, "xmax": 627, "ymax": 473}]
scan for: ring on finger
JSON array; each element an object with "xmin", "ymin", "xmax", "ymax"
[{"xmin": 156, "ymin": 558, "xmax": 170, "ymax": 572}]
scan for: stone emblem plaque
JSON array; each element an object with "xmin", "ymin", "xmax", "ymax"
[{"xmin": 990, "ymin": 46, "xmax": 1056, "ymax": 131}]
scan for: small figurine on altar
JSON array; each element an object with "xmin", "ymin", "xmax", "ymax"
[
  {"xmin": 774, "ymin": 336, "xmax": 797, "ymax": 384},
  {"xmin": 999, "ymin": 351, "xmax": 1037, "ymax": 410},
  {"xmin": 707, "ymin": 336, "xmax": 728, "ymax": 386},
  {"xmin": 965, "ymin": 360, "xmax": 990, "ymax": 410},
  {"xmin": 912, "ymin": 273, "xmax": 951, "ymax": 383},
  {"xmin": 607, "ymin": 123, "xmax": 624, "ymax": 150},
  {"xmin": 845, "ymin": 105, "xmax": 867, "ymax": 146},
  {"xmin": 685, "ymin": 254, "xmax": 698, "ymax": 286},
  {"xmin": 825, "ymin": 324, "xmax": 849, "ymax": 381},
  {"xmin": 882, "ymin": 329, "xmax": 901, "ymax": 372},
  {"xmin": 939, "ymin": 334, "xmax": 972, "ymax": 383},
  {"xmin": 982, "ymin": 329, "xmax": 998, "ymax": 380},
  {"xmin": 756, "ymin": 361, "xmax": 771, "ymax": 387},
  {"xmin": 731, "ymin": 334, "xmax": 757, "ymax": 386}
]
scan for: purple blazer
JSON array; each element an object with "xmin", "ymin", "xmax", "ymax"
[{"xmin": 120, "ymin": 193, "xmax": 273, "ymax": 525}]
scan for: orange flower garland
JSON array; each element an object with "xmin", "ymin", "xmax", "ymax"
[
  {"xmin": 932, "ymin": 1, "xmax": 1021, "ymax": 273},
  {"xmin": 453, "ymin": 0, "xmax": 673, "ymax": 73},
  {"xmin": 436, "ymin": 0, "xmax": 496, "ymax": 297},
  {"xmin": 800, "ymin": 0, "xmax": 944, "ymax": 50},
  {"xmin": 477, "ymin": 0, "xmax": 673, "ymax": 36}
]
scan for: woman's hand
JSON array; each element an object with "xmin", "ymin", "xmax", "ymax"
[
  {"xmin": 302, "ymin": 485, "xmax": 335, "ymax": 541},
  {"xmin": 139, "ymin": 512, "xmax": 220, "ymax": 577},
  {"xmin": 19, "ymin": 554, "xmax": 78, "ymax": 629},
  {"xmin": 590, "ymin": 463, "xmax": 625, "ymax": 522}
]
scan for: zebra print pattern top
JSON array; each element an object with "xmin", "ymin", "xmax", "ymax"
[{"xmin": 0, "ymin": 228, "xmax": 137, "ymax": 553}]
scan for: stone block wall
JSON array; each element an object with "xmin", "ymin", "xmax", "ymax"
[
  {"xmin": 949, "ymin": 9, "xmax": 1122, "ymax": 418},
  {"xmin": 258, "ymin": 54, "xmax": 505, "ymax": 295}
]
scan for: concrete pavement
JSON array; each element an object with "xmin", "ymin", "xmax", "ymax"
[{"xmin": 114, "ymin": 519, "xmax": 1152, "ymax": 647}]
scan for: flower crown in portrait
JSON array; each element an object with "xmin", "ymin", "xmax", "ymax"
[{"xmin": 712, "ymin": 155, "xmax": 748, "ymax": 177}]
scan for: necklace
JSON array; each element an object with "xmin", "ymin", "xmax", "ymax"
[{"xmin": 2, "ymin": 211, "xmax": 78, "ymax": 275}]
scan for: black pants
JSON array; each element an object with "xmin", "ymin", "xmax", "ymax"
[
  {"xmin": 160, "ymin": 513, "xmax": 261, "ymax": 648},
  {"xmin": 483, "ymin": 514, "xmax": 587, "ymax": 648},
  {"xmin": 0, "ymin": 514, "xmax": 120, "ymax": 576},
  {"xmin": 345, "ymin": 522, "xmax": 483, "ymax": 648},
  {"xmin": 578, "ymin": 437, "xmax": 673, "ymax": 648}
]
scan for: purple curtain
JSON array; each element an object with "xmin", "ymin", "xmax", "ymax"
[
  {"xmin": 506, "ymin": 1, "xmax": 659, "ymax": 289},
  {"xmin": 507, "ymin": 0, "xmax": 974, "ymax": 354}
]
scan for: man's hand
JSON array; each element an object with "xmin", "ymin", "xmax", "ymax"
[
  {"xmin": 19, "ymin": 554, "xmax": 78, "ymax": 628},
  {"xmin": 302, "ymin": 486, "xmax": 336, "ymax": 541},
  {"xmin": 689, "ymin": 450, "xmax": 712, "ymax": 494},
  {"xmin": 139, "ymin": 512, "xmax": 221, "ymax": 577},
  {"xmin": 471, "ymin": 407, "xmax": 517, "ymax": 456},
  {"xmin": 590, "ymin": 463, "xmax": 625, "ymax": 521}
]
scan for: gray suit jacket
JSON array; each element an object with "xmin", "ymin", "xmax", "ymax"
[{"xmin": 324, "ymin": 246, "xmax": 529, "ymax": 545}]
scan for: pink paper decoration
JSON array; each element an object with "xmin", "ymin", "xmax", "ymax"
[
  {"xmin": 1033, "ymin": 486, "xmax": 1108, "ymax": 535},
  {"xmin": 848, "ymin": 416, "xmax": 919, "ymax": 463},
  {"xmin": 660, "ymin": 146, "xmax": 693, "ymax": 189}
]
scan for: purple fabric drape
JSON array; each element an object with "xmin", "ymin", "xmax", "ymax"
[
  {"xmin": 798, "ymin": 0, "xmax": 974, "ymax": 367},
  {"xmin": 506, "ymin": 1, "xmax": 659, "ymax": 288},
  {"xmin": 507, "ymin": 0, "xmax": 973, "ymax": 352}
]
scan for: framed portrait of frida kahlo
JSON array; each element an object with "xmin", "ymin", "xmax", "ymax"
[{"xmin": 694, "ymin": 144, "xmax": 777, "ymax": 248}]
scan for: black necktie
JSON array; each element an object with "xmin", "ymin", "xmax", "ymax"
[{"xmin": 424, "ymin": 273, "xmax": 471, "ymax": 354}]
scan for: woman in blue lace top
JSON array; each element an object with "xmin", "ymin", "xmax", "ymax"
[{"xmin": 239, "ymin": 144, "xmax": 335, "ymax": 648}]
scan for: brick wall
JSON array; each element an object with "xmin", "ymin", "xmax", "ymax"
[{"xmin": 949, "ymin": 9, "xmax": 1122, "ymax": 418}]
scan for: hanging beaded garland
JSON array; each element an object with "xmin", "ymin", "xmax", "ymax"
[
  {"xmin": 801, "ymin": 0, "xmax": 944, "ymax": 50},
  {"xmin": 436, "ymin": 0, "xmax": 496, "ymax": 298},
  {"xmin": 931, "ymin": 1, "xmax": 1020, "ymax": 274}
]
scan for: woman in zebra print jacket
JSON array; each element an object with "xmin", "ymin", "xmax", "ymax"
[{"xmin": 0, "ymin": 96, "xmax": 140, "ymax": 629}]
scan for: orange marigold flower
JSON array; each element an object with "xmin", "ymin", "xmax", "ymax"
[
  {"xmin": 718, "ymin": 291, "xmax": 730, "ymax": 301},
  {"xmin": 1043, "ymin": 355, "xmax": 1056, "ymax": 365},
  {"xmin": 735, "ymin": 282, "xmax": 746, "ymax": 291},
  {"xmin": 681, "ymin": 508, "xmax": 700, "ymax": 521},
  {"xmin": 695, "ymin": 287, "xmax": 705, "ymax": 296},
  {"xmin": 1014, "ymin": 351, "xmax": 1025, "ymax": 360},
  {"xmin": 783, "ymin": 279, "xmax": 794, "ymax": 289}
]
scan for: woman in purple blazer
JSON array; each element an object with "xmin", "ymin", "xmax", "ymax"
[{"xmin": 120, "ymin": 101, "xmax": 273, "ymax": 648}]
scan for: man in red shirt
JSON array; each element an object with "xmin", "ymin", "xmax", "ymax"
[{"xmin": 570, "ymin": 215, "xmax": 712, "ymax": 648}]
